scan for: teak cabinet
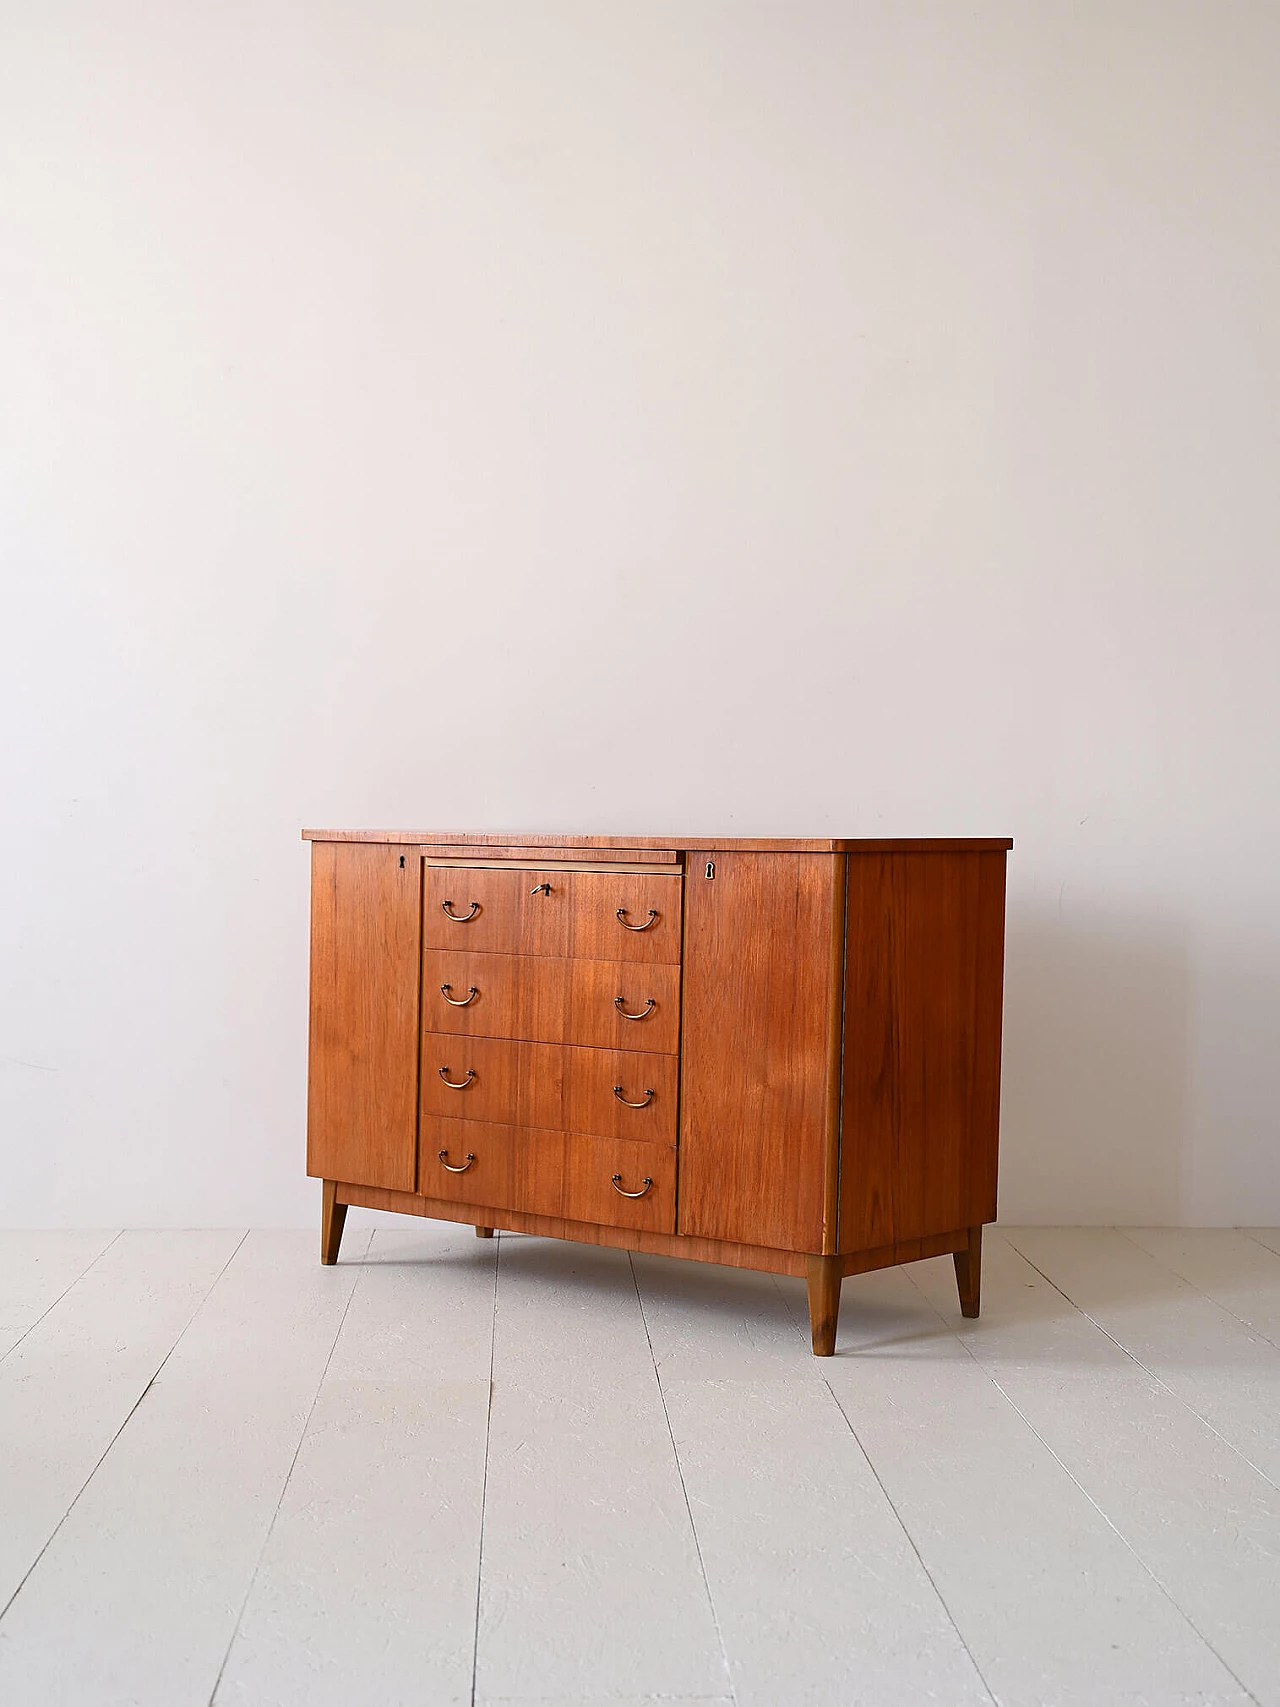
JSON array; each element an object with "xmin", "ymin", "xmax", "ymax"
[{"xmin": 304, "ymin": 831, "xmax": 1012, "ymax": 1354}]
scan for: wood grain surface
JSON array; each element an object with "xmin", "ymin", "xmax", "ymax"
[
  {"xmin": 333, "ymin": 1181, "xmax": 809, "ymax": 1274},
  {"xmin": 677, "ymin": 852, "xmax": 841, "ymax": 1252},
  {"xmin": 306, "ymin": 841, "xmax": 421, "ymax": 1192},
  {"xmin": 419, "ymin": 1035, "xmax": 679, "ymax": 1145},
  {"xmin": 561, "ymin": 1130, "xmax": 676, "ymax": 1233},
  {"xmin": 319, "ymin": 1178, "xmax": 347, "ymax": 1264},
  {"xmin": 328, "ymin": 1186, "xmax": 971, "ymax": 1281},
  {"xmin": 422, "ymin": 951, "xmax": 681, "ymax": 1053},
  {"xmin": 806, "ymin": 1255, "xmax": 842, "ymax": 1355},
  {"xmin": 417, "ymin": 1120, "xmax": 676, "ymax": 1233},
  {"xmin": 425, "ymin": 844, "xmax": 678, "ymax": 863},
  {"xmin": 304, "ymin": 830, "xmax": 1014, "ymax": 853},
  {"xmin": 422, "ymin": 866, "xmax": 682, "ymax": 963},
  {"xmin": 420, "ymin": 1119, "xmax": 567, "ymax": 1220},
  {"xmin": 839, "ymin": 850, "xmax": 1008, "ymax": 1250}
]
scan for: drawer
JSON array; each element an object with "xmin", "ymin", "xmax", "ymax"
[
  {"xmin": 567, "ymin": 871, "xmax": 683, "ymax": 965},
  {"xmin": 420, "ymin": 1117, "xmax": 676, "ymax": 1233},
  {"xmin": 423, "ymin": 1118, "xmax": 566, "ymax": 1219},
  {"xmin": 561, "ymin": 1130, "xmax": 676, "ymax": 1232},
  {"xmin": 423, "ymin": 865, "xmax": 683, "ymax": 964},
  {"xmin": 421, "ymin": 952, "xmax": 681, "ymax": 1054},
  {"xmin": 420, "ymin": 1034, "xmax": 679, "ymax": 1145}
]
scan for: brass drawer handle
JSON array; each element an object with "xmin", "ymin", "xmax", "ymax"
[
  {"xmin": 611, "ymin": 1173, "xmax": 653, "ymax": 1198},
  {"xmin": 439, "ymin": 1067, "xmax": 476, "ymax": 1090},
  {"xmin": 441, "ymin": 900, "xmax": 480, "ymax": 922},
  {"xmin": 617, "ymin": 907, "xmax": 659, "ymax": 931},
  {"xmin": 438, "ymin": 1149, "xmax": 476, "ymax": 1173},
  {"xmin": 613, "ymin": 1085, "xmax": 655, "ymax": 1108},
  {"xmin": 614, "ymin": 996, "xmax": 656, "ymax": 1021},
  {"xmin": 440, "ymin": 984, "xmax": 479, "ymax": 1007}
]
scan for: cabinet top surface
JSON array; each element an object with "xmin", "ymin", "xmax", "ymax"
[{"xmin": 301, "ymin": 829, "xmax": 1013, "ymax": 853}]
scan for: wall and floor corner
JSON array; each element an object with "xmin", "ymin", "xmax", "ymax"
[{"xmin": 1, "ymin": 2, "xmax": 1277, "ymax": 1229}]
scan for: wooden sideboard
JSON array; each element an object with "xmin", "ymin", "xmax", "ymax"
[{"xmin": 303, "ymin": 831, "xmax": 1012, "ymax": 1354}]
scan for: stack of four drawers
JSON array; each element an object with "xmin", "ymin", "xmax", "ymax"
[{"xmin": 418, "ymin": 861, "xmax": 684, "ymax": 1232}]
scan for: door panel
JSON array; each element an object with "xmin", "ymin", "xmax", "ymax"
[
  {"xmin": 306, "ymin": 841, "xmax": 421, "ymax": 1191},
  {"xmin": 676, "ymin": 852, "xmax": 842, "ymax": 1252}
]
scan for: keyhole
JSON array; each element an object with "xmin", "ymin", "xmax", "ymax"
[
  {"xmin": 399, "ymin": 855, "xmax": 406, "ymax": 869},
  {"xmin": 705, "ymin": 861, "xmax": 715, "ymax": 880}
]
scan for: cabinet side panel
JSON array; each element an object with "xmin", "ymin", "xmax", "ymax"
[
  {"xmin": 306, "ymin": 841, "xmax": 421, "ymax": 1191},
  {"xmin": 971, "ymin": 850, "xmax": 1008, "ymax": 1221},
  {"xmin": 677, "ymin": 853, "xmax": 837, "ymax": 1252},
  {"xmin": 839, "ymin": 851, "xmax": 1007, "ymax": 1251}
]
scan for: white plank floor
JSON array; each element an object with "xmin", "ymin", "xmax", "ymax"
[{"xmin": 2, "ymin": 1227, "xmax": 1279, "ymax": 1707}]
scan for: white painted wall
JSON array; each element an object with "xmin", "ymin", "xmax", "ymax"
[{"xmin": 2, "ymin": 1, "xmax": 1277, "ymax": 1228}]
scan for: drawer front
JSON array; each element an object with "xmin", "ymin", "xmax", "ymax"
[
  {"xmin": 422, "ymin": 1118, "xmax": 566, "ymax": 1218},
  {"xmin": 423, "ymin": 865, "xmax": 569, "ymax": 957},
  {"xmin": 569, "ymin": 871, "xmax": 683, "ymax": 965},
  {"xmin": 564, "ymin": 1047, "xmax": 679, "ymax": 1144},
  {"xmin": 561, "ymin": 1131, "xmax": 676, "ymax": 1233},
  {"xmin": 420, "ymin": 1034, "xmax": 678, "ymax": 1144},
  {"xmin": 422, "ymin": 952, "xmax": 681, "ymax": 1054},
  {"xmin": 420, "ymin": 1117, "xmax": 676, "ymax": 1233},
  {"xmin": 567, "ymin": 958, "xmax": 682, "ymax": 1054},
  {"xmin": 421, "ymin": 1034, "xmax": 562, "ymax": 1131},
  {"xmin": 423, "ymin": 866, "xmax": 682, "ymax": 964}
]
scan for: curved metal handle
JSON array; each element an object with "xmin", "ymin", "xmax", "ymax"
[
  {"xmin": 530, "ymin": 882, "xmax": 552, "ymax": 896},
  {"xmin": 438, "ymin": 1067, "xmax": 477, "ymax": 1090},
  {"xmin": 614, "ymin": 996, "xmax": 656, "ymax": 1021},
  {"xmin": 617, "ymin": 907, "xmax": 659, "ymax": 932},
  {"xmin": 613, "ymin": 1085, "xmax": 655, "ymax": 1108},
  {"xmin": 438, "ymin": 1149, "xmax": 476, "ymax": 1173},
  {"xmin": 611, "ymin": 1173, "xmax": 653, "ymax": 1198},
  {"xmin": 441, "ymin": 900, "xmax": 480, "ymax": 922},
  {"xmin": 440, "ymin": 984, "xmax": 479, "ymax": 1007}
]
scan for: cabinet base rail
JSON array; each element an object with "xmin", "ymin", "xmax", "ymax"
[{"xmin": 318, "ymin": 1178, "xmax": 982, "ymax": 1356}]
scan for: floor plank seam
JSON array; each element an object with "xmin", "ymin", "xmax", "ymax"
[
  {"xmin": 0, "ymin": 1227, "xmax": 252, "ymax": 1630},
  {"xmin": 628, "ymin": 1253, "xmax": 739, "ymax": 1707},
  {"xmin": 819, "ymin": 1375, "xmax": 1000, "ymax": 1707},
  {"xmin": 1000, "ymin": 1233, "xmax": 1280, "ymax": 1499},
  {"xmin": 1113, "ymin": 1228, "xmax": 1280, "ymax": 1355},
  {"xmin": 469, "ymin": 1226, "xmax": 502, "ymax": 1707},
  {"xmin": 204, "ymin": 1226, "xmax": 374, "ymax": 1707},
  {"xmin": 0, "ymin": 1230, "xmax": 124, "ymax": 1369},
  {"xmin": 904, "ymin": 1254, "xmax": 1264, "ymax": 1707}
]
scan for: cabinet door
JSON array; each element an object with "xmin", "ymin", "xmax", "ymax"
[
  {"xmin": 677, "ymin": 852, "xmax": 843, "ymax": 1253},
  {"xmin": 306, "ymin": 841, "xmax": 421, "ymax": 1191}
]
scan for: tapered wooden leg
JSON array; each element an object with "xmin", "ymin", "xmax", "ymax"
[
  {"xmin": 806, "ymin": 1255, "xmax": 842, "ymax": 1356},
  {"xmin": 954, "ymin": 1224, "xmax": 982, "ymax": 1317},
  {"xmin": 321, "ymin": 1179, "xmax": 348, "ymax": 1265},
  {"xmin": 475, "ymin": 1226, "xmax": 495, "ymax": 1238}
]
